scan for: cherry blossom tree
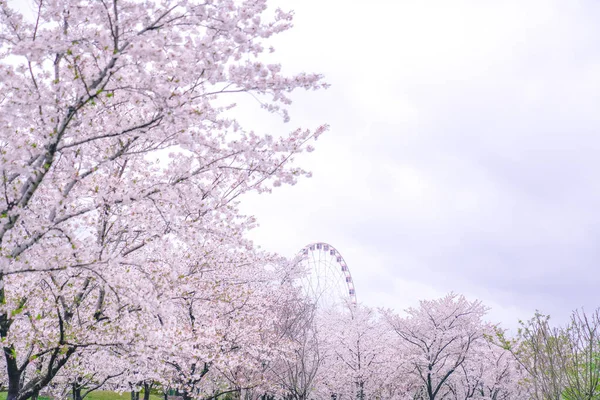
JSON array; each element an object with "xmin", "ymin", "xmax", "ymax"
[
  {"xmin": 65, "ymin": 230, "xmax": 305, "ymax": 400},
  {"xmin": 445, "ymin": 337, "xmax": 524, "ymax": 400},
  {"xmin": 315, "ymin": 302, "xmax": 397, "ymax": 400},
  {"xmin": 153, "ymin": 250, "xmax": 299, "ymax": 400},
  {"xmin": 479, "ymin": 340, "xmax": 525, "ymax": 400},
  {"xmin": 0, "ymin": 0, "xmax": 327, "ymax": 399},
  {"xmin": 267, "ymin": 298, "xmax": 322, "ymax": 400},
  {"xmin": 383, "ymin": 293, "xmax": 490, "ymax": 400},
  {"xmin": 47, "ymin": 348, "xmax": 130, "ymax": 400}
]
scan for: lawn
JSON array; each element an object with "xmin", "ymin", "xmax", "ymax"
[
  {"xmin": 86, "ymin": 391, "xmax": 163, "ymax": 400},
  {"xmin": 0, "ymin": 391, "xmax": 164, "ymax": 400}
]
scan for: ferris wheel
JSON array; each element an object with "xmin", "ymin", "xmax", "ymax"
[{"xmin": 298, "ymin": 242, "xmax": 357, "ymax": 308}]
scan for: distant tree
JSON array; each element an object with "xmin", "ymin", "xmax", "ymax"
[
  {"xmin": 445, "ymin": 335, "xmax": 525, "ymax": 400},
  {"xmin": 315, "ymin": 303, "xmax": 396, "ymax": 400},
  {"xmin": 502, "ymin": 313, "xmax": 569, "ymax": 400},
  {"xmin": 383, "ymin": 293, "xmax": 489, "ymax": 400},
  {"xmin": 560, "ymin": 310, "xmax": 600, "ymax": 400},
  {"xmin": 268, "ymin": 298, "xmax": 322, "ymax": 400},
  {"xmin": 501, "ymin": 310, "xmax": 600, "ymax": 400}
]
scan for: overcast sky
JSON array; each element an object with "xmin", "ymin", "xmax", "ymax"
[
  {"xmin": 8, "ymin": 0, "xmax": 599, "ymax": 333},
  {"xmin": 236, "ymin": 0, "xmax": 600, "ymax": 332}
]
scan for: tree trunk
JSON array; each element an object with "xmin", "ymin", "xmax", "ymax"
[
  {"xmin": 72, "ymin": 383, "xmax": 83, "ymax": 400},
  {"xmin": 131, "ymin": 391, "xmax": 140, "ymax": 400},
  {"xmin": 356, "ymin": 381, "xmax": 365, "ymax": 400},
  {"xmin": 6, "ymin": 382, "xmax": 20, "ymax": 400},
  {"xmin": 6, "ymin": 350, "xmax": 22, "ymax": 400},
  {"xmin": 143, "ymin": 383, "xmax": 151, "ymax": 400}
]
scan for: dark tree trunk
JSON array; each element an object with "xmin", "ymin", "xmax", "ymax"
[
  {"xmin": 5, "ymin": 347, "xmax": 22, "ymax": 400},
  {"xmin": 72, "ymin": 382, "xmax": 83, "ymax": 400},
  {"xmin": 131, "ymin": 391, "xmax": 140, "ymax": 400},
  {"xmin": 6, "ymin": 380, "xmax": 20, "ymax": 400},
  {"xmin": 4, "ymin": 341, "xmax": 76, "ymax": 400},
  {"xmin": 143, "ymin": 382, "xmax": 151, "ymax": 400}
]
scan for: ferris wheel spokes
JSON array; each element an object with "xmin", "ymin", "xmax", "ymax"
[{"xmin": 299, "ymin": 242, "xmax": 357, "ymax": 306}]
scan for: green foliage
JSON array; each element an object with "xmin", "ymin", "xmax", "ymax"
[{"xmin": 561, "ymin": 351, "xmax": 600, "ymax": 400}]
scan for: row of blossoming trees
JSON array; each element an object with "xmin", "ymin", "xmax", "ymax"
[
  {"xmin": 0, "ymin": 1, "xmax": 595, "ymax": 400},
  {"xmin": 287, "ymin": 295, "xmax": 526, "ymax": 400},
  {"xmin": 280, "ymin": 297, "xmax": 600, "ymax": 400}
]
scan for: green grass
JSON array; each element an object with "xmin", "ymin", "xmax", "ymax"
[
  {"xmin": 0, "ymin": 394, "xmax": 45, "ymax": 400},
  {"xmin": 86, "ymin": 391, "xmax": 163, "ymax": 400},
  {"xmin": 0, "ymin": 391, "xmax": 163, "ymax": 400},
  {"xmin": 86, "ymin": 390, "xmax": 163, "ymax": 400}
]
